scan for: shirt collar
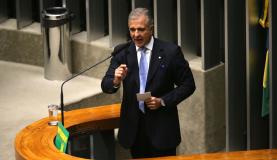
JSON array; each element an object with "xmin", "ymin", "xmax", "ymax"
[{"xmin": 136, "ymin": 36, "xmax": 154, "ymax": 52}]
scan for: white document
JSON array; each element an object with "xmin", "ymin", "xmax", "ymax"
[{"xmin": 136, "ymin": 92, "xmax": 151, "ymax": 101}]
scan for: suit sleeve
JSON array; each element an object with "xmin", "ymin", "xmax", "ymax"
[
  {"xmin": 101, "ymin": 56, "xmax": 121, "ymax": 94},
  {"xmin": 161, "ymin": 47, "xmax": 196, "ymax": 107}
]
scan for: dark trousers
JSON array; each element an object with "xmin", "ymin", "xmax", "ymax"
[{"xmin": 130, "ymin": 111, "xmax": 176, "ymax": 159}]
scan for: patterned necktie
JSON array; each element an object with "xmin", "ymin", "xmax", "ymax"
[{"xmin": 139, "ymin": 47, "xmax": 148, "ymax": 113}]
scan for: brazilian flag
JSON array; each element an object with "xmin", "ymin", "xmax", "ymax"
[
  {"xmin": 259, "ymin": 0, "xmax": 270, "ymax": 117},
  {"xmin": 55, "ymin": 122, "xmax": 69, "ymax": 153},
  {"xmin": 262, "ymin": 51, "xmax": 269, "ymax": 117},
  {"xmin": 259, "ymin": 0, "xmax": 269, "ymax": 28}
]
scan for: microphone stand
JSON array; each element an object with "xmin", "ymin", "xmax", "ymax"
[{"xmin": 60, "ymin": 55, "xmax": 112, "ymax": 125}]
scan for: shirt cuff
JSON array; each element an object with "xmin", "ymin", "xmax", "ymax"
[
  {"xmin": 113, "ymin": 84, "xmax": 120, "ymax": 89},
  {"xmin": 160, "ymin": 99, "xmax": 166, "ymax": 106}
]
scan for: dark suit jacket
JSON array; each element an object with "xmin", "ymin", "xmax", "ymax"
[{"xmin": 101, "ymin": 38, "xmax": 195, "ymax": 150}]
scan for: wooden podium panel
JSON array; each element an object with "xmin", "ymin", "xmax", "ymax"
[{"xmin": 14, "ymin": 104, "xmax": 120, "ymax": 160}]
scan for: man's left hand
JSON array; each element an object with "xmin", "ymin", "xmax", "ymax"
[{"xmin": 145, "ymin": 97, "xmax": 162, "ymax": 110}]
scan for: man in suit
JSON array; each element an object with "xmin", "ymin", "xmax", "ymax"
[{"xmin": 101, "ymin": 8, "xmax": 195, "ymax": 158}]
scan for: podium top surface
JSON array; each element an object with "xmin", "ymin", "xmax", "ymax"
[{"xmin": 143, "ymin": 149, "xmax": 277, "ymax": 160}]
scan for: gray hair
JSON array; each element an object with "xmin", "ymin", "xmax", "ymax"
[{"xmin": 128, "ymin": 8, "xmax": 154, "ymax": 28}]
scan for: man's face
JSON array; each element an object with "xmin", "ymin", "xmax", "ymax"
[{"xmin": 128, "ymin": 15, "xmax": 153, "ymax": 48}]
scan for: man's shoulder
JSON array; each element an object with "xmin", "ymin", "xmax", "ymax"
[
  {"xmin": 113, "ymin": 41, "xmax": 132, "ymax": 55},
  {"xmin": 154, "ymin": 38, "xmax": 180, "ymax": 51}
]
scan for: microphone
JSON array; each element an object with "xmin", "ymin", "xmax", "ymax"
[{"xmin": 60, "ymin": 41, "xmax": 131, "ymax": 125}]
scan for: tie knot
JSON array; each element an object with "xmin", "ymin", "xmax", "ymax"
[{"xmin": 139, "ymin": 47, "xmax": 147, "ymax": 53}]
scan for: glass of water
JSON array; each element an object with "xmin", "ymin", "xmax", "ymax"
[{"xmin": 48, "ymin": 104, "xmax": 59, "ymax": 126}]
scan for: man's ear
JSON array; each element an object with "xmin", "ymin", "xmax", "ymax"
[{"xmin": 150, "ymin": 26, "xmax": 154, "ymax": 34}]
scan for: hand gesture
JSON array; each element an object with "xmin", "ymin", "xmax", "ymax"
[{"xmin": 113, "ymin": 64, "xmax": 128, "ymax": 86}]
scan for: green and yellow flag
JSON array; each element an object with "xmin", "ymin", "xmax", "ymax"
[
  {"xmin": 259, "ymin": 0, "xmax": 269, "ymax": 28},
  {"xmin": 55, "ymin": 122, "xmax": 69, "ymax": 153},
  {"xmin": 262, "ymin": 50, "xmax": 270, "ymax": 117},
  {"xmin": 259, "ymin": 0, "xmax": 270, "ymax": 117}
]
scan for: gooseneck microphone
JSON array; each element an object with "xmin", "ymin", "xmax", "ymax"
[{"xmin": 60, "ymin": 41, "xmax": 131, "ymax": 125}]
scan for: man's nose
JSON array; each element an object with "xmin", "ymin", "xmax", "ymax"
[{"xmin": 134, "ymin": 30, "xmax": 140, "ymax": 36}]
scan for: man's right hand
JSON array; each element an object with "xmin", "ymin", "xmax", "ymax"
[{"xmin": 113, "ymin": 64, "xmax": 128, "ymax": 87}]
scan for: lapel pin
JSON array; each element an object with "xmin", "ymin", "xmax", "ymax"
[{"xmin": 158, "ymin": 56, "xmax": 162, "ymax": 59}]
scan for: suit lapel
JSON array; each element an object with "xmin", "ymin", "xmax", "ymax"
[
  {"xmin": 146, "ymin": 39, "xmax": 163, "ymax": 89},
  {"xmin": 126, "ymin": 40, "xmax": 164, "ymax": 91},
  {"xmin": 126, "ymin": 43, "xmax": 140, "ymax": 89}
]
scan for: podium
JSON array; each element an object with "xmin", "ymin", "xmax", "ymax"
[
  {"xmin": 15, "ymin": 104, "xmax": 120, "ymax": 160},
  {"xmin": 15, "ymin": 103, "xmax": 277, "ymax": 160}
]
